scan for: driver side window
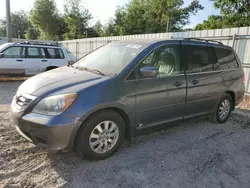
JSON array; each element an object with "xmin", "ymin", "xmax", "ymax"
[
  {"xmin": 2, "ymin": 46, "xmax": 24, "ymax": 58},
  {"xmin": 135, "ymin": 44, "xmax": 182, "ymax": 79}
]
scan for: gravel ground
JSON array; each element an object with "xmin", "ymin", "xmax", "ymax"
[{"xmin": 1, "ymin": 81, "xmax": 250, "ymax": 188}]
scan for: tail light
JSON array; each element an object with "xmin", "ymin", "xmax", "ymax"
[{"xmin": 241, "ymin": 73, "xmax": 245, "ymax": 84}]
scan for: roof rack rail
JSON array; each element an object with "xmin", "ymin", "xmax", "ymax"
[
  {"xmin": 184, "ymin": 38, "xmax": 223, "ymax": 45},
  {"xmin": 16, "ymin": 41, "xmax": 59, "ymax": 46}
]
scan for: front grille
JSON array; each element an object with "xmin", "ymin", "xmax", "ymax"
[{"xmin": 13, "ymin": 91, "xmax": 36, "ymax": 111}]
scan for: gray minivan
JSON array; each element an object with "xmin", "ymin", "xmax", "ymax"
[{"xmin": 11, "ymin": 38, "xmax": 245, "ymax": 160}]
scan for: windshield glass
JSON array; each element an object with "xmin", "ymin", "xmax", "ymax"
[{"xmin": 74, "ymin": 42, "xmax": 145, "ymax": 75}]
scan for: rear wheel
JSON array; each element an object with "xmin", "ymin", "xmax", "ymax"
[
  {"xmin": 211, "ymin": 94, "xmax": 233, "ymax": 123},
  {"xmin": 75, "ymin": 110, "xmax": 125, "ymax": 160}
]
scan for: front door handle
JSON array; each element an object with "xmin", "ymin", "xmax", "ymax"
[
  {"xmin": 41, "ymin": 60, "xmax": 48, "ymax": 62},
  {"xmin": 16, "ymin": 59, "xmax": 23, "ymax": 62},
  {"xmin": 173, "ymin": 81, "xmax": 184, "ymax": 87},
  {"xmin": 190, "ymin": 79, "xmax": 199, "ymax": 85}
]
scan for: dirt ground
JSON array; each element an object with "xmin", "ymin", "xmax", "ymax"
[{"xmin": 1, "ymin": 81, "xmax": 250, "ymax": 188}]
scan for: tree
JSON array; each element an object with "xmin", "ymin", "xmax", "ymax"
[
  {"xmin": 194, "ymin": 15, "xmax": 224, "ymax": 30},
  {"xmin": 25, "ymin": 28, "xmax": 40, "ymax": 40},
  {"xmin": 0, "ymin": 11, "xmax": 31, "ymax": 39},
  {"xmin": 55, "ymin": 15, "xmax": 69, "ymax": 40},
  {"xmin": 63, "ymin": 0, "xmax": 92, "ymax": 39},
  {"xmin": 30, "ymin": 0, "xmax": 59, "ymax": 40},
  {"xmin": 194, "ymin": 0, "xmax": 250, "ymax": 30},
  {"xmin": 211, "ymin": 0, "xmax": 250, "ymax": 15},
  {"xmin": 109, "ymin": 0, "xmax": 203, "ymax": 35},
  {"xmin": 93, "ymin": 20, "xmax": 104, "ymax": 37},
  {"xmin": 0, "ymin": 19, "xmax": 6, "ymax": 37},
  {"xmin": 103, "ymin": 19, "xmax": 117, "ymax": 36}
]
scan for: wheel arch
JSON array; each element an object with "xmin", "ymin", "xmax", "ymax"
[
  {"xmin": 73, "ymin": 106, "xmax": 133, "ymax": 148},
  {"xmin": 225, "ymin": 90, "xmax": 235, "ymax": 110},
  {"xmin": 45, "ymin": 66, "xmax": 58, "ymax": 71}
]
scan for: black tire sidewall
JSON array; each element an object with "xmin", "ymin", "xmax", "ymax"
[
  {"xmin": 75, "ymin": 110, "xmax": 125, "ymax": 160},
  {"xmin": 216, "ymin": 94, "xmax": 233, "ymax": 123}
]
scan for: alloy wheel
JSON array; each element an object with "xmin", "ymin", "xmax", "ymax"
[
  {"xmin": 218, "ymin": 99, "xmax": 230, "ymax": 120},
  {"xmin": 89, "ymin": 121, "xmax": 119, "ymax": 154}
]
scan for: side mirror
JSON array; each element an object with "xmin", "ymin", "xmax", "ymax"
[
  {"xmin": 140, "ymin": 66, "xmax": 159, "ymax": 78},
  {"xmin": 0, "ymin": 53, "xmax": 4, "ymax": 58}
]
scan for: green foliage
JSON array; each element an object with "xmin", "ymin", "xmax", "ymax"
[
  {"xmin": 11, "ymin": 11, "xmax": 30, "ymax": 38},
  {"xmin": 93, "ymin": 20, "xmax": 104, "ymax": 37},
  {"xmin": 63, "ymin": 0, "xmax": 92, "ymax": 39},
  {"xmin": 25, "ymin": 28, "xmax": 40, "ymax": 40},
  {"xmin": 194, "ymin": 0, "xmax": 250, "ymax": 30},
  {"xmin": 97, "ymin": 0, "xmax": 203, "ymax": 36},
  {"xmin": 0, "ymin": 11, "xmax": 33, "ymax": 39},
  {"xmin": 211, "ymin": 0, "xmax": 250, "ymax": 15},
  {"xmin": 30, "ymin": 0, "xmax": 59, "ymax": 40},
  {"xmin": 0, "ymin": 19, "xmax": 6, "ymax": 37}
]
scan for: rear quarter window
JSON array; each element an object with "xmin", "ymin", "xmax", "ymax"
[{"xmin": 214, "ymin": 47, "xmax": 239, "ymax": 70}]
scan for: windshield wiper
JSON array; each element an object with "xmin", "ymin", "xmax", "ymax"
[{"xmin": 76, "ymin": 67, "xmax": 105, "ymax": 76}]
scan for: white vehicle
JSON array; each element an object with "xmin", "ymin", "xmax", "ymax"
[{"xmin": 0, "ymin": 42, "xmax": 76, "ymax": 76}]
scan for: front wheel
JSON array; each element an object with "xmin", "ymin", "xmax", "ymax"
[
  {"xmin": 75, "ymin": 110, "xmax": 125, "ymax": 160},
  {"xmin": 211, "ymin": 94, "xmax": 233, "ymax": 123}
]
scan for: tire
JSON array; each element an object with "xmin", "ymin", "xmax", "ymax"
[
  {"xmin": 211, "ymin": 94, "xmax": 233, "ymax": 123},
  {"xmin": 75, "ymin": 110, "xmax": 125, "ymax": 160}
]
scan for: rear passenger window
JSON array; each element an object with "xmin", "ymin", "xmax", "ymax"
[
  {"xmin": 46, "ymin": 48, "xmax": 64, "ymax": 59},
  {"xmin": 183, "ymin": 45, "xmax": 216, "ymax": 73},
  {"xmin": 214, "ymin": 48, "xmax": 239, "ymax": 70},
  {"xmin": 27, "ymin": 47, "xmax": 46, "ymax": 58}
]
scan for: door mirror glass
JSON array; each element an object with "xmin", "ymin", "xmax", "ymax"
[
  {"xmin": 140, "ymin": 66, "xmax": 159, "ymax": 78},
  {"xmin": 0, "ymin": 53, "xmax": 4, "ymax": 58}
]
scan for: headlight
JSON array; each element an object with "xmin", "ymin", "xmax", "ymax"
[{"xmin": 33, "ymin": 93, "xmax": 78, "ymax": 115}]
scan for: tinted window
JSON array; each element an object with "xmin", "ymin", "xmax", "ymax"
[
  {"xmin": 214, "ymin": 47, "xmax": 238, "ymax": 70},
  {"xmin": 183, "ymin": 45, "xmax": 216, "ymax": 73},
  {"xmin": 137, "ymin": 44, "xmax": 182, "ymax": 78},
  {"xmin": 47, "ymin": 48, "xmax": 65, "ymax": 59},
  {"xmin": 27, "ymin": 47, "xmax": 46, "ymax": 58},
  {"xmin": 3, "ymin": 46, "xmax": 24, "ymax": 58}
]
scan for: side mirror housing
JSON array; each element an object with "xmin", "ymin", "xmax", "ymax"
[
  {"xmin": 0, "ymin": 53, "xmax": 4, "ymax": 58},
  {"xmin": 140, "ymin": 66, "xmax": 159, "ymax": 78}
]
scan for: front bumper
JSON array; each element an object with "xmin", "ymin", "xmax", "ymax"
[{"xmin": 11, "ymin": 102, "xmax": 78, "ymax": 151}]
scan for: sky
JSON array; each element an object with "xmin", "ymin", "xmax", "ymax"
[{"xmin": 0, "ymin": 0, "xmax": 219, "ymax": 28}]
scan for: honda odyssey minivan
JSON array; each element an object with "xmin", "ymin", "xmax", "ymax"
[{"xmin": 11, "ymin": 38, "xmax": 245, "ymax": 160}]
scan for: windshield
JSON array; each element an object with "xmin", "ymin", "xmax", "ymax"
[{"xmin": 74, "ymin": 42, "xmax": 145, "ymax": 75}]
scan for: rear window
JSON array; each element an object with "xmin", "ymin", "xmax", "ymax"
[
  {"xmin": 214, "ymin": 47, "xmax": 239, "ymax": 70},
  {"xmin": 46, "ymin": 48, "xmax": 65, "ymax": 59}
]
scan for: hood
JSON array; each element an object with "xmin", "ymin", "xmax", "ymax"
[{"xmin": 18, "ymin": 66, "xmax": 106, "ymax": 96}]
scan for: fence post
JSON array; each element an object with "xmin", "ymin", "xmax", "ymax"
[
  {"xmin": 76, "ymin": 41, "xmax": 79, "ymax": 60},
  {"xmin": 66, "ymin": 42, "xmax": 68, "ymax": 50},
  {"xmin": 232, "ymin": 34, "xmax": 237, "ymax": 50}
]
